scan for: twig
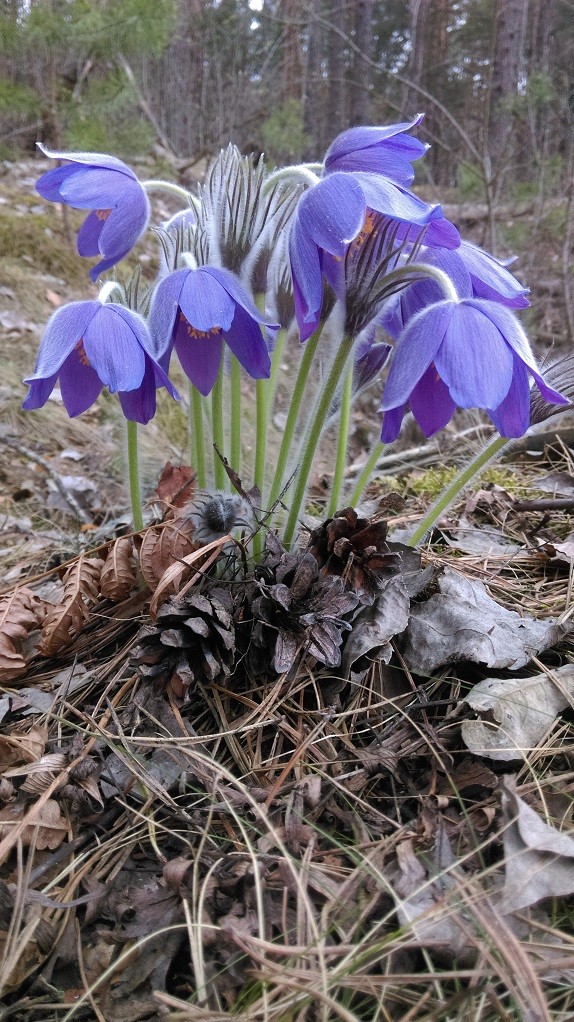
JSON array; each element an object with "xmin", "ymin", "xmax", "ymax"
[
  {"xmin": 0, "ymin": 435, "xmax": 91, "ymax": 524},
  {"xmin": 513, "ymin": 497, "xmax": 574, "ymax": 512}
]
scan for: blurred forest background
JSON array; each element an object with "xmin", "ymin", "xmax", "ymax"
[{"xmin": 1, "ymin": 0, "xmax": 574, "ymax": 328}]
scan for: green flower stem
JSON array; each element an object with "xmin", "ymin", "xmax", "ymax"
[
  {"xmin": 283, "ymin": 333, "xmax": 355, "ymax": 547},
  {"xmin": 126, "ymin": 419, "xmax": 143, "ymax": 532},
  {"xmin": 254, "ymin": 379, "xmax": 267, "ymax": 495},
  {"xmin": 348, "ymin": 441, "xmax": 385, "ymax": 507},
  {"xmin": 190, "ymin": 382, "xmax": 206, "ymax": 489},
  {"xmin": 230, "ymin": 354, "xmax": 242, "ymax": 472},
  {"xmin": 327, "ymin": 360, "xmax": 353, "ymax": 518},
  {"xmin": 268, "ymin": 323, "xmax": 324, "ymax": 509},
  {"xmin": 406, "ymin": 433, "xmax": 510, "ymax": 547},
  {"xmin": 211, "ymin": 359, "xmax": 226, "ymax": 490},
  {"xmin": 142, "ymin": 180, "xmax": 198, "ymax": 207},
  {"xmin": 267, "ymin": 327, "xmax": 287, "ymax": 425}
]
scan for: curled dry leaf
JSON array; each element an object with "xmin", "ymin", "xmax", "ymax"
[
  {"xmin": 100, "ymin": 536, "xmax": 138, "ymax": 601},
  {"xmin": 0, "ymin": 587, "xmax": 47, "ymax": 681},
  {"xmin": 38, "ymin": 556, "xmax": 104, "ymax": 655},
  {"xmin": 0, "ymin": 723, "xmax": 47, "ymax": 772},
  {"xmin": 459, "ymin": 664, "xmax": 574, "ymax": 761},
  {"xmin": 139, "ymin": 515, "xmax": 198, "ymax": 590},
  {"xmin": 499, "ymin": 776, "xmax": 574, "ymax": 914},
  {"xmin": 401, "ymin": 567, "xmax": 565, "ymax": 676},
  {"xmin": 0, "ymin": 797, "xmax": 67, "ymax": 850},
  {"xmin": 4, "ymin": 752, "xmax": 67, "ymax": 795},
  {"xmin": 150, "ymin": 535, "xmax": 232, "ymax": 617}
]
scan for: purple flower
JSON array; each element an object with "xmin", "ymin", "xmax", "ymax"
[
  {"xmin": 23, "ymin": 301, "xmax": 177, "ymax": 424},
  {"xmin": 289, "ymin": 171, "xmax": 459, "ymax": 341},
  {"xmin": 380, "ymin": 298, "xmax": 568, "ymax": 442},
  {"xmin": 36, "ymin": 145, "xmax": 150, "ymax": 282},
  {"xmin": 150, "ymin": 265, "xmax": 276, "ymax": 395},
  {"xmin": 324, "ymin": 115, "xmax": 428, "ymax": 186}
]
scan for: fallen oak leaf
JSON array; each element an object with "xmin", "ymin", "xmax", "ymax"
[
  {"xmin": 0, "ymin": 587, "xmax": 47, "ymax": 682},
  {"xmin": 401, "ymin": 567, "xmax": 565, "ymax": 675},
  {"xmin": 499, "ymin": 776, "xmax": 574, "ymax": 914},
  {"xmin": 100, "ymin": 537, "xmax": 138, "ymax": 601},
  {"xmin": 38, "ymin": 555, "xmax": 103, "ymax": 655},
  {"xmin": 149, "ymin": 535, "xmax": 233, "ymax": 618},
  {"xmin": 458, "ymin": 664, "xmax": 574, "ymax": 761}
]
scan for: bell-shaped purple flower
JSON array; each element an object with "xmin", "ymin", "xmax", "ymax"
[
  {"xmin": 150, "ymin": 265, "xmax": 276, "ymax": 395},
  {"xmin": 380, "ymin": 298, "xmax": 568, "ymax": 442},
  {"xmin": 324, "ymin": 114, "xmax": 428, "ymax": 186},
  {"xmin": 36, "ymin": 145, "xmax": 150, "ymax": 282},
  {"xmin": 23, "ymin": 301, "xmax": 178, "ymax": 424},
  {"xmin": 289, "ymin": 170, "xmax": 459, "ymax": 342}
]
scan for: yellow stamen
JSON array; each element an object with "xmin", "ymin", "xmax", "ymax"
[{"xmin": 179, "ymin": 312, "xmax": 220, "ymax": 340}]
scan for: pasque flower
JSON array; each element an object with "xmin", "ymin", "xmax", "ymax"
[
  {"xmin": 36, "ymin": 145, "xmax": 150, "ymax": 282},
  {"xmin": 23, "ymin": 300, "xmax": 177, "ymax": 424},
  {"xmin": 150, "ymin": 265, "xmax": 276, "ymax": 395},
  {"xmin": 323, "ymin": 114, "xmax": 428, "ymax": 185},
  {"xmin": 289, "ymin": 168, "xmax": 459, "ymax": 341},
  {"xmin": 380, "ymin": 298, "xmax": 568, "ymax": 441}
]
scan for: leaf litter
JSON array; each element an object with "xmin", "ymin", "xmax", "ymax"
[{"xmin": 0, "ymin": 458, "xmax": 574, "ymax": 1021}]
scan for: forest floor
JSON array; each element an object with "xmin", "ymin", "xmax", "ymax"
[{"xmin": 1, "ymin": 159, "xmax": 574, "ymax": 1022}]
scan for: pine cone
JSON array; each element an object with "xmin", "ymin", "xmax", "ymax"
[
  {"xmin": 132, "ymin": 588, "xmax": 235, "ymax": 698},
  {"xmin": 306, "ymin": 506, "xmax": 403, "ymax": 604},
  {"xmin": 244, "ymin": 542, "xmax": 359, "ymax": 675}
]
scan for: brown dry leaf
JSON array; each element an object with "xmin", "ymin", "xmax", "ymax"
[
  {"xmin": 459, "ymin": 664, "xmax": 574, "ymax": 761},
  {"xmin": 0, "ymin": 587, "xmax": 47, "ymax": 681},
  {"xmin": 0, "ymin": 798, "xmax": 67, "ymax": 850},
  {"xmin": 499, "ymin": 776, "xmax": 574, "ymax": 914},
  {"xmin": 100, "ymin": 537, "xmax": 138, "ymax": 601},
  {"xmin": 154, "ymin": 461, "xmax": 196, "ymax": 511},
  {"xmin": 0, "ymin": 723, "xmax": 47, "ymax": 772},
  {"xmin": 150, "ymin": 535, "xmax": 231, "ymax": 617},
  {"xmin": 38, "ymin": 556, "xmax": 104, "ymax": 655},
  {"xmin": 139, "ymin": 515, "xmax": 198, "ymax": 590},
  {"xmin": 401, "ymin": 566, "xmax": 565, "ymax": 676}
]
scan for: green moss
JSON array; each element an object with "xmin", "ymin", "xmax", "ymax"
[{"xmin": 0, "ymin": 207, "xmax": 85, "ymax": 283}]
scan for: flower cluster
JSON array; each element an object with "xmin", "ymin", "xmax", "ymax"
[{"xmin": 24, "ymin": 116, "xmax": 569, "ymax": 538}]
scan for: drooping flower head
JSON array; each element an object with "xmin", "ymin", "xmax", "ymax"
[
  {"xmin": 288, "ymin": 117, "xmax": 460, "ymax": 341},
  {"xmin": 23, "ymin": 300, "xmax": 177, "ymax": 424},
  {"xmin": 150, "ymin": 265, "xmax": 277, "ymax": 395},
  {"xmin": 380, "ymin": 298, "xmax": 568, "ymax": 442},
  {"xmin": 35, "ymin": 145, "xmax": 150, "ymax": 282}
]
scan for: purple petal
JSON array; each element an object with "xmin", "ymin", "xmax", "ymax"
[
  {"xmin": 179, "ymin": 268, "xmax": 237, "ymax": 332},
  {"xmin": 174, "ymin": 315, "xmax": 224, "ymax": 396},
  {"xmin": 22, "ymin": 373, "xmax": 59, "ymax": 410},
  {"xmin": 83, "ymin": 306, "xmax": 145, "ymax": 392},
  {"xmin": 36, "ymin": 164, "xmax": 78, "ymax": 202},
  {"xmin": 204, "ymin": 266, "xmax": 277, "ymax": 325},
  {"xmin": 298, "ymin": 174, "xmax": 366, "ymax": 257},
  {"xmin": 460, "ymin": 241, "xmax": 530, "ymax": 308},
  {"xmin": 26, "ymin": 301, "xmax": 101, "ymax": 379},
  {"xmin": 353, "ymin": 173, "xmax": 442, "ymax": 228},
  {"xmin": 118, "ymin": 354, "xmax": 178, "ymax": 424},
  {"xmin": 149, "ymin": 269, "xmax": 189, "ymax": 357},
  {"xmin": 289, "ymin": 217, "xmax": 324, "ymax": 336},
  {"xmin": 77, "ymin": 211, "xmax": 104, "ymax": 256},
  {"xmin": 409, "ymin": 364, "xmax": 456, "ymax": 436},
  {"xmin": 324, "ymin": 118, "xmax": 428, "ymax": 185},
  {"xmin": 36, "ymin": 143, "xmax": 137, "ymax": 178},
  {"xmin": 394, "ymin": 217, "xmax": 461, "ymax": 250},
  {"xmin": 59, "ymin": 350, "xmax": 104, "ymax": 416},
  {"xmin": 435, "ymin": 302, "xmax": 513, "ymax": 408},
  {"xmin": 59, "ymin": 168, "xmax": 136, "ymax": 209},
  {"xmin": 380, "ymin": 403, "xmax": 407, "ymax": 443},
  {"xmin": 89, "ymin": 250, "xmax": 131, "ymax": 283},
  {"xmin": 98, "ymin": 183, "xmax": 150, "ymax": 253},
  {"xmin": 224, "ymin": 304, "xmax": 271, "ymax": 380},
  {"xmin": 381, "ymin": 303, "xmax": 453, "ymax": 409},
  {"xmin": 488, "ymin": 358, "xmax": 531, "ymax": 437},
  {"xmin": 402, "ymin": 247, "xmax": 472, "ymax": 321}
]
